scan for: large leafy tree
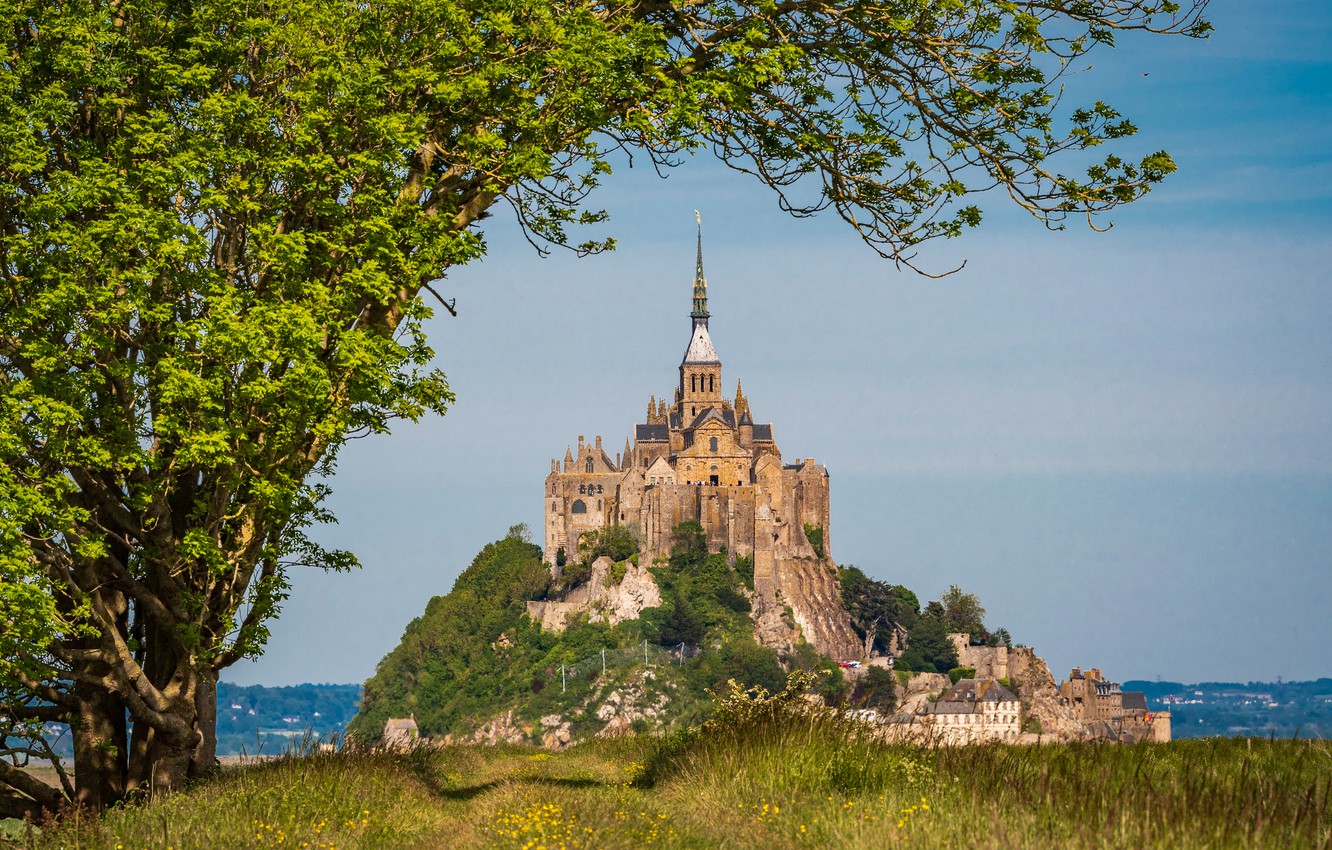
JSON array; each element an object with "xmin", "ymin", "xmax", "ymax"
[{"xmin": 1, "ymin": 0, "xmax": 1206, "ymax": 813}]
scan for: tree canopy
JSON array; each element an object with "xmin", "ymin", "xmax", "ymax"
[{"xmin": 1, "ymin": 0, "xmax": 1207, "ymax": 813}]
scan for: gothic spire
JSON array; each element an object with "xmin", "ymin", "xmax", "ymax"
[{"xmin": 691, "ymin": 210, "xmax": 709, "ymax": 321}]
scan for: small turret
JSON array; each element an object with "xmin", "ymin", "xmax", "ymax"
[{"xmin": 563, "ymin": 446, "xmax": 574, "ymax": 472}]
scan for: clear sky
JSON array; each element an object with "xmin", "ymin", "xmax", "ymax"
[{"xmin": 226, "ymin": 3, "xmax": 1332, "ymax": 688}]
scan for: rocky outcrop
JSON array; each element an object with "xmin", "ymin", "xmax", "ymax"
[
  {"xmin": 896, "ymin": 672, "xmax": 951, "ymax": 715},
  {"xmin": 441, "ymin": 710, "xmax": 531, "ymax": 746},
  {"xmin": 775, "ymin": 556, "xmax": 861, "ymax": 660},
  {"xmin": 526, "ymin": 556, "xmax": 662, "ymax": 632},
  {"xmin": 1007, "ymin": 647, "xmax": 1086, "ymax": 740},
  {"xmin": 593, "ymin": 671, "xmax": 672, "ymax": 738},
  {"xmin": 456, "ymin": 670, "xmax": 674, "ymax": 750}
]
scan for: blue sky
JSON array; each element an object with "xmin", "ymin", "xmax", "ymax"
[{"xmin": 227, "ymin": 3, "xmax": 1332, "ymax": 688}]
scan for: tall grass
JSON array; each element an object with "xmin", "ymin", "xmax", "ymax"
[
  {"xmin": 9, "ymin": 680, "xmax": 1329, "ymax": 849},
  {"xmin": 638, "ymin": 676, "xmax": 1332, "ymax": 849}
]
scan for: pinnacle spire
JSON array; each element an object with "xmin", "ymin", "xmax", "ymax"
[{"xmin": 691, "ymin": 210, "xmax": 709, "ymax": 321}]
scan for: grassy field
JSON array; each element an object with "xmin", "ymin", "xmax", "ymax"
[{"xmin": 6, "ymin": 686, "xmax": 1330, "ymax": 849}]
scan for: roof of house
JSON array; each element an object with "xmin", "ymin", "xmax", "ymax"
[
  {"xmin": 1122, "ymin": 692, "xmax": 1148, "ymax": 711},
  {"xmin": 384, "ymin": 718, "xmax": 418, "ymax": 734},
  {"xmin": 931, "ymin": 678, "xmax": 1019, "ymax": 709},
  {"xmin": 752, "ymin": 423, "xmax": 773, "ymax": 441},
  {"xmin": 636, "ymin": 423, "xmax": 669, "ymax": 441}
]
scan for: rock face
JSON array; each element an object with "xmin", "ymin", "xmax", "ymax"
[
  {"xmin": 1006, "ymin": 647, "xmax": 1086, "ymax": 740},
  {"xmin": 526, "ymin": 557, "xmax": 662, "ymax": 632},
  {"xmin": 457, "ymin": 670, "xmax": 672, "ymax": 750},
  {"xmin": 769, "ymin": 557, "xmax": 860, "ymax": 660},
  {"xmin": 896, "ymin": 672, "xmax": 952, "ymax": 716},
  {"xmin": 443, "ymin": 710, "xmax": 531, "ymax": 746}
]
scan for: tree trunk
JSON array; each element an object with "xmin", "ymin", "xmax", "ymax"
[
  {"xmin": 191, "ymin": 668, "xmax": 219, "ymax": 778},
  {"xmin": 125, "ymin": 623, "xmax": 203, "ymax": 796},
  {"xmin": 71, "ymin": 683, "xmax": 128, "ymax": 809}
]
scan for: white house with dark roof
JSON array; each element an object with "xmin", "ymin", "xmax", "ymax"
[{"xmin": 921, "ymin": 678, "xmax": 1022, "ymax": 744}]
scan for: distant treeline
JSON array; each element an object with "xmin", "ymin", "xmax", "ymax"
[
  {"xmin": 215, "ymin": 682, "xmax": 362, "ymax": 756},
  {"xmin": 1124, "ymin": 679, "xmax": 1332, "ymax": 740}
]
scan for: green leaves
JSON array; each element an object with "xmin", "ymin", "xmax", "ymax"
[{"xmin": 1, "ymin": 0, "xmax": 1206, "ymax": 803}]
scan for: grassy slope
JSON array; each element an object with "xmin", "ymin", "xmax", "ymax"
[{"xmin": 12, "ymin": 721, "xmax": 1330, "ymax": 849}]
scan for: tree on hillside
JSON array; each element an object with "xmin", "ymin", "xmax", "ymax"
[
  {"xmin": 898, "ymin": 602, "xmax": 958, "ymax": 674},
  {"xmin": 839, "ymin": 566, "xmax": 919, "ymax": 654},
  {"xmin": 940, "ymin": 584, "xmax": 988, "ymax": 640},
  {"xmin": 0, "ymin": 0, "xmax": 1208, "ymax": 813}
]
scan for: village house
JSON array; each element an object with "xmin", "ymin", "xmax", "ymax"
[{"xmin": 919, "ymin": 678, "xmax": 1023, "ymax": 744}]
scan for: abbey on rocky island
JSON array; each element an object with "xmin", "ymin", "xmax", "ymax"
[{"xmin": 542, "ymin": 223, "xmax": 859, "ymax": 658}]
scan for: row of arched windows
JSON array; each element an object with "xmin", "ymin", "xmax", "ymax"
[
  {"xmin": 579, "ymin": 483, "xmax": 603, "ymax": 495},
  {"xmin": 689, "ymin": 374, "xmax": 715, "ymax": 393}
]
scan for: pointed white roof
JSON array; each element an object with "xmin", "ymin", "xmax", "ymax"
[{"xmin": 682, "ymin": 320, "xmax": 719, "ymax": 365}]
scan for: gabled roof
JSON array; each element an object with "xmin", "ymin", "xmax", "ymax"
[
  {"xmin": 933, "ymin": 678, "xmax": 1019, "ymax": 707},
  {"xmin": 688, "ymin": 407, "xmax": 733, "ymax": 429},
  {"xmin": 645, "ymin": 456, "xmax": 674, "ymax": 479},
  {"xmin": 751, "ymin": 423, "xmax": 773, "ymax": 441}
]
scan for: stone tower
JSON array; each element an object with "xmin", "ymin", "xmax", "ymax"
[{"xmin": 678, "ymin": 214, "xmax": 723, "ymax": 421}]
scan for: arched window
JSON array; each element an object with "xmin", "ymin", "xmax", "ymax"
[
  {"xmin": 571, "ymin": 500, "xmax": 587, "ymax": 514},
  {"xmin": 597, "ymin": 499, "xmax": 602, "ymax": 510},
  {"xmin": 552, "ymin": 501, "xmax": 557, "ymax": 511},
  {"xmin": 709, "ymin": 375, "xmax": 714, "ymax": 392},
  {"xmin": 691, "ymin": 374, "xmax": 697, "ymax": 392},
  {"xmin": 578, "ymin": 484, "xmax": 586, "ymax": 494},
  {"xmin": 585, "ymin": 458, "xmax": 594, "ymax": 473},
  {"xmin": 596, "ymin": 484, "xmax": 604, "ymax": 494},
  {"xmin": 709, "ymin": 436, "xmax": 718, "ymax": 452}
]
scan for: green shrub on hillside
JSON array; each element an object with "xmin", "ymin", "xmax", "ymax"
[{"xmin": 949, "ymin": 666, "xmax": 977, "ymax": 684}]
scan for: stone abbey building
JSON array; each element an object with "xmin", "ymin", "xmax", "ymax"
[{"xmin": 542, "ymin": 228, "xmax": 859, "ymax": 657}]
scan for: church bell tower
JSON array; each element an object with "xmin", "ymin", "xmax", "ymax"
[{"xmin": 679, "ymin": 212, "xmax": 723, "ymax": 421}]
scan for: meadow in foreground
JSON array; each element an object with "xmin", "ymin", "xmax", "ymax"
[{"xmin": 9, "ymin": 681, "xmax": 1330, "ymax": 849}]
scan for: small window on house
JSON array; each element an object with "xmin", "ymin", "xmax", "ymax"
[
  {"xmin": 579, "ymin": 484, "xmax": 586, "ymax": 494},
  {"xmin": 709, "ymin": 374, "xmax": 714, "ymax": 392},
  {"xmin": 572, "ymin": 500, "xmax": 587, "ymax": 514},
  {"xmin": 597, "ymin": 499, "xmax": 602, "ymax": 510},
  {"xmin": 709, "ymin": 436, "xmax": 718, "ymax": 452}
]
